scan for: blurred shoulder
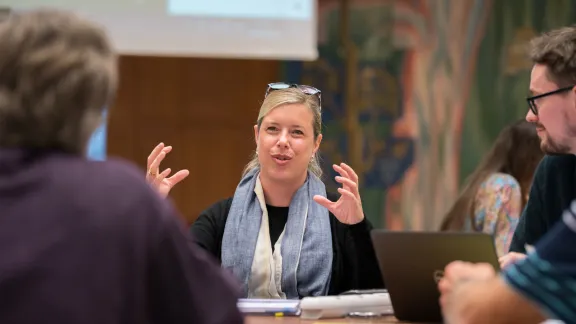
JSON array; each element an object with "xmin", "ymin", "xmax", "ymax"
[
  {"xmin": 47, "ymin": 156, "xmax": 164, "ymax": 216},
  {"xmin": 480, "ymin": 173, "xmax": 520, "ymax": 192},
  {"xmin": 60, "ymin": 156, "xmax": 151, "ymax": 192}
]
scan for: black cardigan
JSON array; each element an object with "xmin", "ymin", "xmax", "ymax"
[
  {"xmin": 510, "ymin": 154, "xmax": 576, "ymax": 253},
  {"xmin": 189, "ymin": 192, "xmax": 385, "ymax": 296}
]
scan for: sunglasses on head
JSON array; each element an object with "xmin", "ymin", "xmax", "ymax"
[{"xmin": 265, "ymin": 82, "xmax": 322, "ymax": 108}]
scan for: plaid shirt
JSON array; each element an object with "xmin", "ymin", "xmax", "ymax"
[{"xmin": 504, "ymin": 201, "xmax": 576, "ymax": 322}]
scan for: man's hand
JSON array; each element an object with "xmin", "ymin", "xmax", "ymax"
[
  {"xmin": 438, "ymin": 261, "xmax": 496, "ymax": 308},
  {"xmin": 438, "ymin": 261, "xmax": 496, "ymax": 324},
  {"xmin": 499, "ymin": 252, "xmax": 527, "ymax": 269},
  {"xmin": 438, "ymin": 260, "xmax": 545, "ymax": 324}
]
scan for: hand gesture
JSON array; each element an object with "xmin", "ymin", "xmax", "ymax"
[
  {"xmin": 313, "ymin": 163, "xmax": 364, "ymax": 225},
  {"xmin": 146, "ymin": 142, "xmax": 190, "ymax": 198}
]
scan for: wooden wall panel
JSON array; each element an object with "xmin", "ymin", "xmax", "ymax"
[{"xmin": 107, "ymin": 55, "xmax": 280, "ymax": 224}]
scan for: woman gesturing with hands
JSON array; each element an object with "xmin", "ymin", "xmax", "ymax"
[
  {"xmin": 314, "ymin": 163, "xmax": 365, "ymax": 225},
  {"xmin": 146, "ymin": 142, "xmax": 189, "ymax": 198},
  {"xmin": 145, "ymin": 83, "xmax": 385, "ymax": 299}
]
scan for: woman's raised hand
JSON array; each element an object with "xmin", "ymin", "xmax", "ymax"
[
  {"xmin": 313, "ymin": 163, "xmax": 365, "ymax": 225},
  {"xmin": 146, "ymin": 142, "xmax": 190, "ymax": 198}
]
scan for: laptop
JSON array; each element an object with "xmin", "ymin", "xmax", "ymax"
[{"xmin": 370, "ymin": 230, "xmax": 500, "ymax": 323}]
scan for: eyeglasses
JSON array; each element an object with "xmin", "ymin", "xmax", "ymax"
[
  {"xmin": 265, "ymin": 82, "xmax": 322, "ymax": 109},
  {"xmin": 527, "ymin": 85, "xmax": 574, "ymax": 116}
]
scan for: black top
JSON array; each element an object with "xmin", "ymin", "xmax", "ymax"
[
  {"xmin": 190, "ymin": 192, "xmax": 385, "ymax": 296},
  {"xmin": 266, "ymin": 204, "xmax": 289, "ymax": 251},
  {"xmin": 510, "ymin": 154, "xmax": 576, "ymax": 253},
  {"xmin": 0, "ymin": 149, "xmax": 243, "ymax": 324}
]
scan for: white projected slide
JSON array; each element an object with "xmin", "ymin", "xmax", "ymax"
[
  {"xmin": 5, "ymin": 0, "xmax": 318, "ymax": 60},
  {"xmin": 168, "ymin": 0, "xmax": 312, "ymax": 20}
]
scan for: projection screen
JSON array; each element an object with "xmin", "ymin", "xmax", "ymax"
[{"xmin": 6, "ymin": 0, "xmax": 318, "ymax": 60}]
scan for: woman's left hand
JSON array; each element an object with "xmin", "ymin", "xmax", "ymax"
[{"xmin": 313, "ymin": 163, "xmax": 364, "ymax": 225}]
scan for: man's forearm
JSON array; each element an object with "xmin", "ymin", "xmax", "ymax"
[{"xmin": 450, "ymin": 277, "xmax": 545, "ymax": 324}]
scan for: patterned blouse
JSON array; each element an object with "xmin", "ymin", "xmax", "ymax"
[{"xmin": 472, "ymin": 173, "xmax": 523, "ymax": 257}]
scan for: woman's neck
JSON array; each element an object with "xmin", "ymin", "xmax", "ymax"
[{"xmin": 259, "ymin": 175, "xmax": 305, "ymax": 207}]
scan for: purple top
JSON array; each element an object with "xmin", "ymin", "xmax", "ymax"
[{"xmin": 0, "ymin": 149, "xmax": 243, "ymax": 324}]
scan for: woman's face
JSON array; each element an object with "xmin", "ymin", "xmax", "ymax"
[{"xmin": 254, "ymin": 103, "xmax": 321, "ymax": 184}]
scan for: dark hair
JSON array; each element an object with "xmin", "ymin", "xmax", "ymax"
[
  {"xmin": 440, "ymin": 120, "xmax": 544, "ymax": 231},
  {"xmin": 529, "ymin": 25, "xmax": 576, "ymax": 87},
  {"xmin": 0, "ymin": 9, "xmax": 117, "ymax": 154}
]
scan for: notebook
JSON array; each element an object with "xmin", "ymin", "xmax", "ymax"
[{"xmin": 237, "ymin": 298, "xmax": 300, "ymax": 316}]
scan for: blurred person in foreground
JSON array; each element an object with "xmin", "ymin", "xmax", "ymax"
[
  {"xmin": 438, "ymin": 200, "xmax": 576, "ymax": 323},
  {"xmin": 0, "ymin": 9, "xmax": 242, "ymax": 324}
]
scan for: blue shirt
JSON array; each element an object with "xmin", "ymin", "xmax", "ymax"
[{"xmin": 504, "ymin": 200, "xmax": 576, "ymax": 322}]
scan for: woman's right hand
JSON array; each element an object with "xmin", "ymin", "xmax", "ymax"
[
  {"xmin": 146, "ymin": 142, "xmax": 190, "ymax": 198},
  {"xmin": 498, "ymin": 252, "xmax": 527, "ymax": 269}
]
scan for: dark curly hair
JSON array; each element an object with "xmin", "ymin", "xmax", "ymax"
[{"xmin": 529, "ymin": 25, "xmax": 576, "ymax": 87}]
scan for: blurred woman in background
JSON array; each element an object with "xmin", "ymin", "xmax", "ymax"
[{"xmin": 440, "ymin": 119, "xmax": 544, "ymax": 256}]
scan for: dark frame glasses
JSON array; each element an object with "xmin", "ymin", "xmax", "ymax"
[
  {"xmin": 527, "ymin": 85, "xmax": 574, "ymax": 116},
  {"xmin": 265, "ymin": 82, "xmax": 322, "ymax": 109}
]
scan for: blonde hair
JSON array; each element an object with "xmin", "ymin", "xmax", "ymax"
[
  {"xmin": 0, "ymin": 9, "xmax": 117, "ymax": 154},
  {"xmin": 243, "ymin": 88, "xmax": 323, "ymax": 178}
]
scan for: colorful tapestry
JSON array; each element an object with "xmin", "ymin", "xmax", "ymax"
[{"xmin": 282, "ymin": 0, "xmax": 576, "ymax": 229}]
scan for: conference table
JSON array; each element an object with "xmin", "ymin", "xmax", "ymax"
[{"xmin": 246, "ymin": 315, "xmax": 421, "ymax": 323}]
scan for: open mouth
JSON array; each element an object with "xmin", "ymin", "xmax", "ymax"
[{"xmin": 271, "ymin": 154, "xmax": 292, "ymax": 165}]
